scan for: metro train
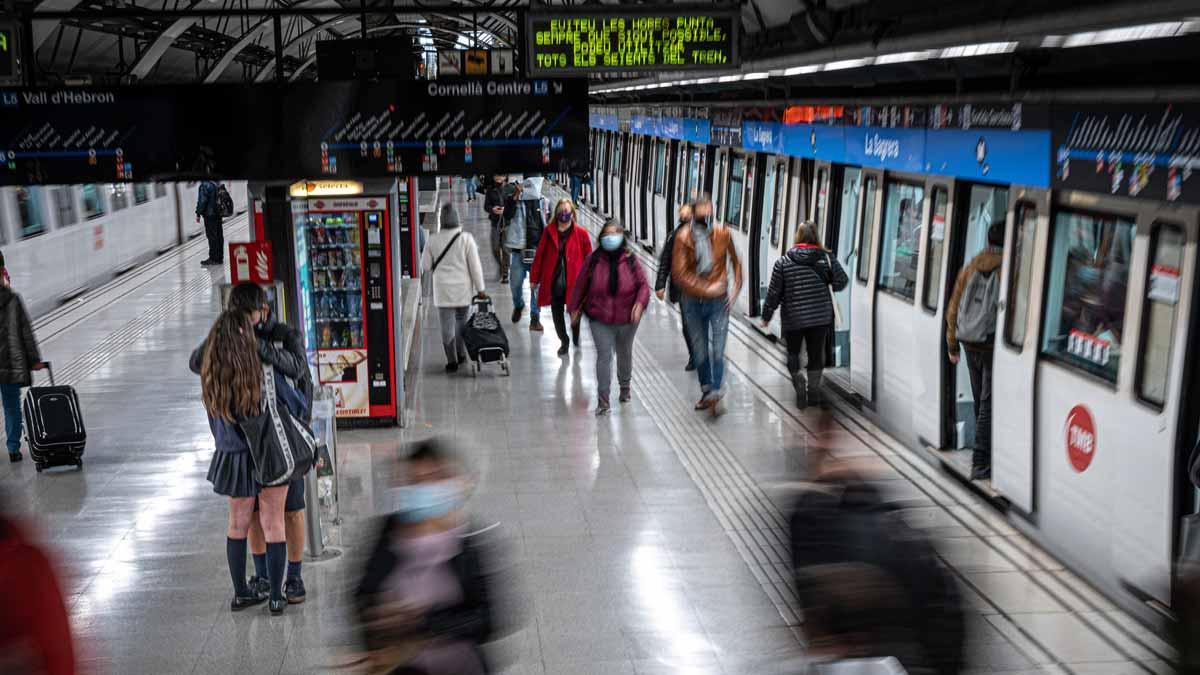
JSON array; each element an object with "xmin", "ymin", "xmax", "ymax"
[
  {"xmin": 0, "ymin": 181, "xmax": 248, "ymax": 317},
  {"xmin": 584, "ymin": 102, "xmax": 1200, "ymax": 625}
]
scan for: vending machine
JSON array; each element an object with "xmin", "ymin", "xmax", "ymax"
[{"xmin": 292, "ymin": 194, "xmax": 397, "ymax": 423}]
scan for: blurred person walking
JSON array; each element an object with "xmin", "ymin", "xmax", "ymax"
[
  {"xmin": 671, "ymin": 197, "xmax": 742, "ymax": 416},
  {"xmin": 569, "ymin": 219, "xmax": 649, "ymax": 415},
  {"xmin": 531, "ymin": 199, "xmax": 592, "ymax": 356},
  {"xmin": 0, "ymin": 502, "xmax": 76, "ymax": 674},
  {"xmin": 0, "ymin": 251, "xmax": 46, "ymax": 463},
  {"xmin": 421, "ymin": 204, "xmax": 487, "ymax": 373},
  {"xmin": 483, "ymin": 175, "xmax": 510, "ymax": 283},
  {"xmin": 356, "ymin": 440, "xmax": 497, "ymax": 675},
  {"xmin": 192, "ymin": 306, "xmax": 310, "ymax": 615},
  {"xmin": 655, "ymin": 204, "xmax": 697, "ymax": 371},
  {"xmin": 503, "ymin": 177, "xmax": 549, "ymax": 332},
  {"xmin": 760, "ymin": 222, "xmax": 848, "ymax": 409}
]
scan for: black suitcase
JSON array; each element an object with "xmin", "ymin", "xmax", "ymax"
[
  {"xmin": 22, "ymin": 363, "xmax": 86, "ymax": 472},
  {"xmin": 462, "ymin": 298, "xmax": 510, "ymax": 377}
]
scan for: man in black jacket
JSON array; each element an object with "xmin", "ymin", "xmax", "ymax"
[
  {"xmin": 196, "ymin": 180, "xmax": 223, "ymax": 267},
  {"xmin": 0, "ymin": 252, "xmax": 46, "ymax": 463},
  {"xmin": 655, "ymin": 204, "xmax": 696, "ymax": 371},
  {"xmin": 483, "ymin": 175, "xmax": 510, "ymax": 283}
]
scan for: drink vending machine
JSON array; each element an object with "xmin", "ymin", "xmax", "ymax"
[{"xmin": 292, "ymin": 195, "xmax": 397, "ymax": 422}]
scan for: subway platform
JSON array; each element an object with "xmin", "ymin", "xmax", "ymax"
[{"xmin": 0, "ymin": 184, "xmax": 1178, "ymax": 674}]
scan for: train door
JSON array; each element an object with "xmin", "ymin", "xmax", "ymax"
[
  {"xmin": 849, "ymin": 170, "xmax": 883, "ymax": 400},
  {"xmin": 650, "ymin": 139, "xmax": 667, "ymax": 248},
  {"xmin": 1028, "ymin": 194, "xmax": 1198, "ymax": 607},
  {"xmin": 828, "ymin": 166, "xmax": 861, "ymax": 371},
  {"xmin": 753, "ymin": 156, "xmax": 788, "ymax": 319},
  {"xmin": 664, "ymin": 140, "xmax": 680, "ymax": 244},
  {"xmin": 638, "ymin": 136, "xmax": 650, "ymax": 245},
  {"xmin": 620, "ymin": 134, "xmax": 632, "ymax": 233},
  {"xmin": 991, "ymin": 188, "xmax": 1050, "ymax": 512},
  {"xmin": 609, "ymin": 134, "xmax": 624, "ymax": 218},
  {"xmin": 712, "ymin": 147, "xmax": 728, "ymax": 225}
]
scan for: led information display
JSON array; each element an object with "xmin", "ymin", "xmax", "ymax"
[
  {"xmin": 0, "ymin": 78, "xmax": 589, "ymax": 184},
  {"xmin": 526, "ymin": 9, "xmax": 739, "ymax": 75}
]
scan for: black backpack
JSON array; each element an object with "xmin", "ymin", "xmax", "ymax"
[{"xmin": 216, "ymin": 184, "xmax": 235, "ymax": 218}]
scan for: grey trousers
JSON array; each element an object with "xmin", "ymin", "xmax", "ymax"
[
  {"xmin": 590, "ymin": 321, "xmax": 637, "ymax": 399},
  {"xmin": 439, "ymin": 306, "xmax": 469, "ymax": 363}
]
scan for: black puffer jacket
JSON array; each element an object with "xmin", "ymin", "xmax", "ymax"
[
  {"xmin": 0, "ymin": 287, "xmax": 41, "ymax": 386},
  {"xmin": 762, "ymin": 246, "xmax": 849, "ymax": 331}
]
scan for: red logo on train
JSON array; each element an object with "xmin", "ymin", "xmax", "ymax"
[{"xmin": 1065, "ymin": 405, "xmax": 1096, "ymax": 473}]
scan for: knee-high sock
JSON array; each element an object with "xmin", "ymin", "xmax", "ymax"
[
  {"xmin": 266, "ymin": 541, "xmax": 287, "ymax": 601},
  {"xmin": 226, "ymin": 538, "xmax": 250, "ymax": 596}
]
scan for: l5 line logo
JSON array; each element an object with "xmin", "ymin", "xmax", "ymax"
[{"xmin": 0, "ymin": 92, "xmax": 16, "ymax": 108}]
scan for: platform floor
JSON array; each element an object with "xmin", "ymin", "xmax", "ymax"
[{"xmin": 0, "ymin": 186, "xmax": 1177, "ymax": 674}]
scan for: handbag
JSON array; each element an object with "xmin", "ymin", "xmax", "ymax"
[
  {"xmin": 827, "ymin": 253, "xmax": 844, "ymax": 330},
  {"xmin": 240, "ymin": 363, "xmax": 316, "ymax": 487}
]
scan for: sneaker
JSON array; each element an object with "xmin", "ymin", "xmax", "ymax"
[
  {"xmin": 619, "ymin": 386, "xmax": 631, "ymax": 403},
  {"xmin": 530, "ymin": 319, "xmax": 544, "ymax": 333},
  {"xmin": 284, "ymin": 577, "xmax": 307, "ymax": 604},
  {"xmin": 8, "ymin": 452, "xmax": 21, "ymax": 463},
  {"xmin": 694, "ymin": 397, "xmax": 710, "ymax": 411},
  {"xmin": 596, "ymin": 396, "xmax": 611, "ymax": 416},
  {"xmin": 445, "ymin": 361, "xmax": 459, "ymax": 373},
  {"xmin": 557, "ymin": 343, "xmax": 569, "ymax": 356},
  {"xmin": 268, "ymin": 598, "xmax": 287, "ymax": 616},
  {"xmin": 684, "ymin": 361, "xmax": 696, "ymax": 372},
  {"xmin": 247, "ymin": 575, "xmax": 270, "ymax": 597},
  {"xmin": 511, "ymin": 307, "xmax": 523, "ymax": 323},
  {"xmin": 231, "ymin": 587, "xmax": 268, "ymax": 612}
]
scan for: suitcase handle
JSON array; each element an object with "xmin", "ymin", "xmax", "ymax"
[{"xmin": 36, "ymin": 361, "xmax": 53, "ymax": 386}]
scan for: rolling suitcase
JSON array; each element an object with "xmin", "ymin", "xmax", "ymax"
[
  {"xmin": 462, "ymin": 297, "xmax": 510, "ymax": 377},
  {"xmin": 22, "ymin": 362, "xmax": 86, "ymax": 472}
]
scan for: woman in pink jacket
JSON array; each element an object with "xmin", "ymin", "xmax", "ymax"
[{"xmin": 569, "ymin": 219, "xmax": 650, "ymax": 414}]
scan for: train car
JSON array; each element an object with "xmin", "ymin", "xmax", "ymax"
[
  {"xmin": 0, "ymin": 181, "xmax": 248, "ymax": 318},
  {"xmin": 597, "ymin": 100, "xmax": 1200, "ymax": 628}
]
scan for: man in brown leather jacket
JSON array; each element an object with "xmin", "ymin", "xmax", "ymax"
[{"xmin": 672, "ymin": 197, "xmax": 742, "ymax": 414}]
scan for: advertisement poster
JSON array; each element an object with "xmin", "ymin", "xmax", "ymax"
[{"xmin": 317, "ymin": 349, "xmax": 369, "ymax": 418}]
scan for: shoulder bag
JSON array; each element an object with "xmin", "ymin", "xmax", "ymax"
[
  {"xmin": 239, "ymin": 363, "xmax": 315, "ymax": 487},
  {"xmin": 826, "ymin": 253, "xmax": 844, "ymax": 330},
  {"xmin": 430, "ymin": 231, "xmax": 464, "ymax": 274}
]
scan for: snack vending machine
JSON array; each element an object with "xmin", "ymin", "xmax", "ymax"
[{"xmin": 293, "ymin": 196, "xmax": 397, "ymax": 423}]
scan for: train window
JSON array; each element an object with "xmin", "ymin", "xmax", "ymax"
[
  {"xmin": 653, "ymin": 142, "xmax": 666, "ymax": 195},
  {"xmin": 687, "ymin": 148, "xmax": 701, "ymax": 202},
  {"xmin": 1004, "ymin": 203, "xmax": 1038, "ymax": 348},
  {"xmin": 922, "ymin": 186, "xmax": 950, "ymax": 311},
  {"xmin": 856, "ymin": 176, "xmax": 878, "ymax": 283},
  {"xmin": 154, "ymin": 183, "xmax": 167, "ymax": 199},
  {"xmin": 1137, "ymin": 223, "xmax": 1184, "ymax": 407},
  {"xmin": 53, "ymin": 187, "xmax": 78, "ymax": 228},
  {"xmin": 134, "ymin": 184, "xmax": 150, "ymax": 204},
  {"xmin": 813, "ymin": 167, "xmax": 828, "ymax": 231},
  {"xmin": 878, "ymin": 180, "xmax": 926, "ymax": 301},
  {"xmin": 725, "ymin": 154, "xmax": 746, "ymax": 229},
  {"xmin": 110, "ymin": 185, "xmax": 128, "ymax": 211},
  {"xmin": 82, "ymin": 185, "xmax": 105, "ymax": 219},
  {"xmin": 612, "ymin": 136, "xmax": 622, "ymax": 175},
  {"xmin": 770, "ymin": 163, "xmax": 786, "ymax": 247},
  {"xmin": 1040, "ymin": 208, "xmax": 1134, "ymax": 383},
  {"xmin": 15, "ymin": 187, "xmax": 46, "ymax": 239}
]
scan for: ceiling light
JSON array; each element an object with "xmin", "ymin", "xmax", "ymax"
[
  {"xmin": 694, "ymin": 77, "xmax": 717, "ymax": 84},
  {"xmin": 743, "ymin": 71, "xmax": 770, "ymax": 80},
  {"xmin": 939, "ymin": 41, "xmax": 1018, "ymax": 58},
  {"xmin": 717, "ymin": 74, "xmax": 741, "ymax": 83},
  {"xmin": 1040, "ymin": 35, "xmax": 1065, "ymax": 48},
  {"xmin": 824, "ymin": 57, "xmax": 874, "ymax": 71},
  {"xmin": 677, "ymin": 79, "xmax": 698, "ymax": 85},
  {"xmin": 782, "ymin": 64, "xmax": 820, "ymax": 76},
  {"xmin": 874, "ymin": 50, "xmax": 935, "ymax": 65},
  {"xmin": 1060, "ymin": 21, "xmax": 1191, "ymax": 48}
]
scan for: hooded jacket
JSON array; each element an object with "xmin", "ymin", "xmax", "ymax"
[
  {"xmin": 530, "ymin": 221, "xmax": 592, "ymax": 306},
  {"xmin": 0, "ymin": 286, "xmax": 41, "ymax": 386},
  {"xmin": 945, "ymin": 247, "xmax": 1003, "ymax": 353},
  {"xmin": 761, "ymin": 245, "xmax": 849, "ymax": 331}
]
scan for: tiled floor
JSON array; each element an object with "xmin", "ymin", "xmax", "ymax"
[{"xmin": 0, "ymin": 183, "xmax": 1178, "ymax": 674}]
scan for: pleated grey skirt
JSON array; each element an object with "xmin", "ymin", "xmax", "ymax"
[{"xmin": 207, "ymin": 449, "xmax": 260, "ymax": 498}]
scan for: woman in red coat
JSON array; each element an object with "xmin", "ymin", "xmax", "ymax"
[{"xmin": 531, "ymin": 199, "xmax": 593, "ymax": 355}]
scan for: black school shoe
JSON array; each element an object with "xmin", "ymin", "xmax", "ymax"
[
  {"xmin": 445, "ymin": 361, "xmax": 459, "ymax": 373},
  {"xmin": 511, "ymin": 307, "xmax": 523, "ymax": 323},
  {"xmin": 269, "ymin": 598, "xmax": 287, "ymax": 615},
  {"xmin": 285, "ymin": 577, "xmax": 307, "ymax": 604},
  {"xmin": 201, "ymin": 259, "xmax": 223, "ymax": 267},
  {"xmin": 248, "ymin": 575, "xmax": 270, "ymax": 597},
  {"xmin": 231, "ymin": 588, "xmax": 268, "ymax": 612}
]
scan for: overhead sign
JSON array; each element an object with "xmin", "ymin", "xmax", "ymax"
[
  {"xmin": 925, "ymin": 103, "xmax": 1051, "ymax": 187},
  {"xmin": 526, "ymin": 9, "xmax": 739, "ymax": 75},
  {"xmin": 0, "ymin": 79, "xmax": 589, "ymax": 184},
  {"xmin": 1053, "ymin": 103, "xmax": 1200, "ymax": 205}
]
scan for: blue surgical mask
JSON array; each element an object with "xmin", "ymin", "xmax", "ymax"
[
  {"xmin": 394, "ymin": 480, "xmax": 463, "ymax": 522},
  {"xmin": 601, "ymin": 234, "xmax": 624, "ymax": 252},
  {"xmin": 557, "ymin": 212, "xmax": 573, "ymax": 223}
]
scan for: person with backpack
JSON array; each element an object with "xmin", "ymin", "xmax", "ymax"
[
  {"xmin": 196, "ymin": 180, "xmax": 229, "ymax": 267},
  {"xmin": 569, "ymin": 219, "xmax": 650, "ymax": 415},
  {"xmin": 761, "ymin": 222, "xmax": 849, "ymax": 409},
  {"xmin": 655, "ymin": 204, "xmax": 697, "ymax": 372},
  {"xmin": 421, "ymin": 203, "xmax": 486, "ymax": 373},
  {"xmin": 945, "ymin": 222, "xmax": 1005, "ymax": 481},
  {"xmin": 0, "ymin": 252, "xmax": 46, "ymax": 463},
  {"xmin": 530, "ymin": 199, "xmax": 592, "ymax": 356},
  {"xmin": 502, "ymin": 177, "xmax": 549, "ymax": 332}
]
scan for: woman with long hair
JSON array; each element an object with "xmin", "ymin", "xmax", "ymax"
[
  {"xmin": 761, "ymin": 221, "xmax": 848, "ymax": 409},
  {"xmin": 192, "ymin": 308, "xmax": 296, "ymax": 615},
  {"xmin": 568, "ymin": 219, "xmax": 649, "ymax": 414},
  {"xmin": 531, "ymin": 198, "xmax": 593, "ymax": 356}
]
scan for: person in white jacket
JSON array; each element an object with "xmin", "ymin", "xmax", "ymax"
[{"xmin": 421, "ymin": 203, "xmax": 486, "ymax": 372}]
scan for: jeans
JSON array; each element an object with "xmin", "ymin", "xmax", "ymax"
[
  {"xmin": 682, "ymin": 297, "xmax": 730, "ymax": 397},
  {"xmin": 964, "ymin": 347, "xmax": 994, "ymax": 470},
  {"xmin": 204, "ymin": 214, "xmax": 224, "ymax": 262},
  {"xmin": 590, "ymin": 321, "xmax": 637, "ymax": 400},
  {"xmin": 1, "ymin": 383, "xmax": 22, "ymax": 455},
  {"xmin": 508, "ymin": 249, "xmax": 540, "ymax": 320},
  {"xmin": 438, "ymin": 306, "xmax": 469, "ymax": 363},
  {"xmin": 466, "ymin": 175, "xmax": 479, "ymax": 198}
]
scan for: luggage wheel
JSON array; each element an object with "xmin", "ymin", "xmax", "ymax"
[
  {"xmin": 501, "ymin": 356, "xmax": 511, "ymax": 376},
  {"xmin": 35, "ymin": 463, "xmax": 44, "ymax": 473}
]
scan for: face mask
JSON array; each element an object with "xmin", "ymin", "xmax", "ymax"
[
  {"xmin": 394, "ymin": 480, "xmax": 463, "ymax": 523},
  {"xmin": 601, "ymin": 234, "xmax": 624, "ymax": 252},
  {"xmin": 557, "ymin": 212, "xmax": 573, "ymax": 223},
  {"xmin": 694, "ymin": 217, "xmax": 708, "ymax": 228}
]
